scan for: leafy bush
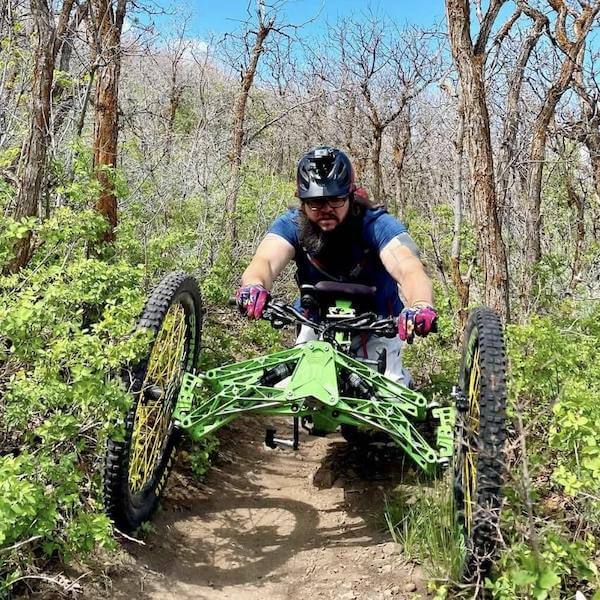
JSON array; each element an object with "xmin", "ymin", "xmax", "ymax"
[
  {"xmin": 508, "ymin": 301, "xmax": 600, "ymax": 503},
  {"xmin": 385, "ymin": 300, "xmax": 600, "ymax": 598},
  {"xmin": 489, "ymin": 301, "xmax": 600, "ymax": 599},
  {"xmin": 189, "ymin": 435, "xmax": 220, "ymax": 479},
  {"xmin": 0, "ymin": 209, "xmax": 147, "ymax": 588},
  {"xmin": 487, "ymin": 534, "xmax": 598, "ymax": 599}
]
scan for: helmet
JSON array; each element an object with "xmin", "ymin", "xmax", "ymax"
[{"xmin": 296, "ymin": 146, "xmax": 356, "ymax": 199}]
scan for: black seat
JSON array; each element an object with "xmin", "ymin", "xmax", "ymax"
[{"xmin": 314, "ymin": 281, "xmax": 376, "ymax": 298}]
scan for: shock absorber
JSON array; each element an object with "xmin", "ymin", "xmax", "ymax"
[
  {"xmin": 344, "ymin": 371, "xmax": 373, "ymax": 398},
  {"xmin": 261, "ymin": 362, "xmax": 299, "ymax": 450},
  {"xmin": 259, "ymin": 362, "xmax": 295, "ymax": 386}
]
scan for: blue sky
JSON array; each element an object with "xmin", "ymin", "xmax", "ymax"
[{"xmin": 153, "ymin": 1, "xmax": 446, "ymax": 38}]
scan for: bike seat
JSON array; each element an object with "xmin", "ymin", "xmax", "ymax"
[{"xmin": 315, "ymin": 281, "xmax": 376, "ymax": 298}]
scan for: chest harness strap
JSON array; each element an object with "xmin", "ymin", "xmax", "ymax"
[{"xmin": 302, "ymin": 246, "xmax": 372, "ymax": 282}]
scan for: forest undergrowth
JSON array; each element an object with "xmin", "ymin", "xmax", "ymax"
[
  {"xmin": 386, "ymin": 299, "xmax": 600, "ymax": 599},
  {"xmin": 0, "ymin": 159, "xmax": 598, "ymax": 600},
  {"xmin": 0, "ymin": 162, "xmax": 293, "ymax": 597}
]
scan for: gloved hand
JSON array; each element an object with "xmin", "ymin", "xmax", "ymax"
[
  {"xmin": 235, "ymin": 284, "xmax": 270, "ymax": 319},
  {"xmin": 397, "ymin": 305, "xmax": 438, "ymax": 344}
]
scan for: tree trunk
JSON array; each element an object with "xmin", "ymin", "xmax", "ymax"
[
  {"xmin": 165, "ymin": 47, "xmax": 185, "ymax": 162},
  {"xmin": 446, "ymin": 0, "xmax": 510, "ymax": 321},
  {"xmin": 75, "ymin": 64, "xmax": 97, "ymax": 138},
  {"xmin": 571, "ymin": 37, "xmax": 600, "ymax": 200},
  {"xmin": 564, "ymin": 166, "xmax": 585, "ymax": 292},
  {"xmin": 586, "ymin": 135, "xmax": 600, "ymax": 198},
  {"xmin": 90, "ymin": 0, "xmax": 126, "ymax": 246},
  {"xmin": 13, "ymin": 2, "xmax": 54, "ymax": 222},
  {"xmin": 345, "ymin": 93, "xmax": 367, "ymax": 182},
  {"xmin": 225, "ymin": 21, "xmax": 271, "ymax": 243},
  {"xmin": 496, "ymin": 9, "xmax": 546, "ymax": 219},
  {"xmin": 450, "ymin": 99, "xmax": 470, "ymax": 333},
  {"xmin": 392, "ymin": 110, "xmax": 411, "ymax": 219},
  {"xmin": 523, "ymin": 3, "xmax": 599, "ymax": 277},
  {"xmin": 371, "ymin": 125, "xmax": 384, "ymax": 206},
  {"xmin": 361, "ymin": 82, "xmax": 407, "ymax": 207},
  {"xmin": 166, "ymin": 82, "xmax": 182, "ymax": 161},
  {"xmin": 8, "ymin": 0, "xmax": 74, "ymax": 272},
  {"xmin": 523, "ymin": 122, "xmax": 548, "ymax": 268},
  {"xmin": 52, "ymin": 2, "xmax": 89, "ymax": 136}
]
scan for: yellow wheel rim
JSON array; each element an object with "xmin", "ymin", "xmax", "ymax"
[
  {"xmin": 463, "ymin": 344, "xmax": 480, "ymax": 539},
  {"xmin": 128, "ymin": 303, "xmax": 187, "ymax": 494}
]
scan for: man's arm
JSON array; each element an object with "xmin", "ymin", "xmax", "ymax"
[
  {"xmin": 241, "ymin": 233, "xmax": 295, "ymax": 289},
  {"xmin": 379, "ymin": 237, "xmax": 433, "ymax": 307}
]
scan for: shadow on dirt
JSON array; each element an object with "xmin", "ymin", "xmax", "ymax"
[{"xmin": 312, "ymin": 438, "xmax": 433, "ymax": 526}]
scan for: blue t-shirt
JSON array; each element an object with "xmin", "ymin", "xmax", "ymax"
[{"xmin": 268, "ymin": 208, "xmax": 407, "ymax": 317}]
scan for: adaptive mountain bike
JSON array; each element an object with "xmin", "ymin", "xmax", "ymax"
[{"xmin": 104, "ymin": 271, "xmax": 507, "ymax": 581}]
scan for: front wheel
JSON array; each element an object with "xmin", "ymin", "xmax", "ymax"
[
  {"xmin": 454, "ymin": 307, "xmax": 507, "ymax": 582},
  {"xmin": 104, "ymin": 272, "xmax": 202, "ymax": 533}
]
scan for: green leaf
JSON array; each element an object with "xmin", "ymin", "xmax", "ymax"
[
  {"xmin": 512, "ymin": 569, "xmax": 537, "ymax": 586},
  {"xmin": 538, "ymin": 567, "xmax": 561, "ymax": 590}
]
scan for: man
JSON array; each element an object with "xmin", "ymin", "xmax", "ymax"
[{"xmin": 236, "ymin": 146, "xmax": 437, "ymax": 383}]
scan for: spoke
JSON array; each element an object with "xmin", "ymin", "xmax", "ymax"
[
  {"xmin": 463, "ymin": 345, "xmax": 481, "ymax": 539},
  {"xmin": 128, "ymin": 303, "xmax": 187, "ymax": 493}
]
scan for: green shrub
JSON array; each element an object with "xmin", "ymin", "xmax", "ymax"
[
  {"xmin": 0, "ymin": 209, "xmax": 146, "ymax": 587},
  {"xmin": 507, "ymin": 302, "xmax": 600, "ymax": 501},
  {"xmin": 189, "ymin": 435, "xmax": 220, "ymax": 479},
  {"xmin": 489, "ymin": 301, "xmax": 600, "ymax": 598},
  {"xmin": 486, "ymin": 534, "xmax": 599, "ymax": 599}
]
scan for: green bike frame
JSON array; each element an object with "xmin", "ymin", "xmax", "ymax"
[
  {"xmin": 173, "ymin": 333, "xmax": 454, "ymax": 476},
  {"xmin": 172, "ymin": 299, "xmax": 454, "ymax": 476}
]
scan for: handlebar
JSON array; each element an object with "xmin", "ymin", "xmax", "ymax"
[{"xmin": 229, "ymin": 295, "xmax": 398, "ymax": 338}]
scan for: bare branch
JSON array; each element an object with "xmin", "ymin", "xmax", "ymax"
[
  {"xmin": 245, "ymin": 92, "xmax": 326, "ymax": 145},
  {"xmin": 493, "ymin": 8, "xmax": 522, "ymax": 47},
  {"xmin": 474, "ymin": 0, "xmax": 508, "ymax": 55}
]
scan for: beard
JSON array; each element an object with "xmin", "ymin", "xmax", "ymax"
[{"xmin": 297, "ymin": 204, "xmax": 364, "ymax": 278}]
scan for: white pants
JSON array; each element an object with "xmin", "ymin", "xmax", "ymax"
[{"xmin": 295, "ymin": 325, "xmax": 410, "ymax": 385}]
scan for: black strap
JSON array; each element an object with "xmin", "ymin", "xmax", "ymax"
[{"xmin": 302, "ymin": 246, "xmax": 371, "ymax": 282}]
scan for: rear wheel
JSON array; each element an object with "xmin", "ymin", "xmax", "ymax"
[
  {"xmin": 454, "ymin": 307, "xmax": 506, "ymax": 582},
  {"xmin": 104, "ymin": 272, "xmax": 202, "ymax": 533}
]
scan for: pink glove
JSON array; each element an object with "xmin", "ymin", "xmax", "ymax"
[
  {"xmin": 235, "ymin": 284, "xmax": 270, "ymax": 319},
  {"xmin": 398, "ymin": 305, "xmax": 438, "ymax": 344}
]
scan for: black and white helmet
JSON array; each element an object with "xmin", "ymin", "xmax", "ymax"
[{"xmin": 296, "ymin": 146, "xmax": 356, "ymax": 199}]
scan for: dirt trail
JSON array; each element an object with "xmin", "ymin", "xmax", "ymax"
[{"xmin": 106, "ymin": 419, "xmax": 427, "ymax": 600}]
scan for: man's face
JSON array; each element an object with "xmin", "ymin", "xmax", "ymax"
[{"xmin": 302, "ymin": 196, "xmax": 350, "ymax": 232}]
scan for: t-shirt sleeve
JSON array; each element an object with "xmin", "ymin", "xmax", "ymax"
[
  {"xmin": 368, "ymin": 212, "xmax": 408, "ymax": 251},
  {"xmin": 267, "ymin": 209, "xmax": 300, "ymax": 250}
]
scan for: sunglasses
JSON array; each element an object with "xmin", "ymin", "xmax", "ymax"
[{"xmin": 304, "ymin": 197, "xmax": 348, "ymax": 211}]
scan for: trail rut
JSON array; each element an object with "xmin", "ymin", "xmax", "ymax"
[{"xmin": 105, "ymin": 419, "xmax": 427, "ymax": 599}]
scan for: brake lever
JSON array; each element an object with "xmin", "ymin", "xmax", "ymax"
[
  {"xmin": 262, "ymin": 302, "xmax": 291, "ymax": 324},
  {"xmin": 369, "ymin": 318, "xmax": 398, "ymax": 338}
]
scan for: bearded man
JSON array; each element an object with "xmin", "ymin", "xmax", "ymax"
[{"xmin": 236, "ymin": 146, "xmax": 437, "ymax": 383}]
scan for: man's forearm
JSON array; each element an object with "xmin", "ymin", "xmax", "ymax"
[
  {"xmin": 399, "ymin": 266, "xmax": 433, "ymax": 307},
  {"xmin": 380, "ymin": 240, "xmax": 434, "ymax": 307},
  {"xmin": 241, "ymin": 256, "xmax": 274, "ymax": 289}
]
